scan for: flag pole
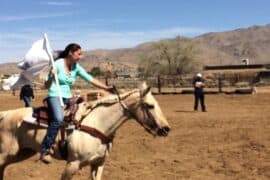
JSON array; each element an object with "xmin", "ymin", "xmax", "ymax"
[{"xmin": 44, "ymin": 33, "xmax": 64, "ymax": 107}]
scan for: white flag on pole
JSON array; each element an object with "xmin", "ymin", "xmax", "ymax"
[
  {"xmin": 2, "ymin": 34, "xmax": 64, "ymax": 106},
  {"xmin": 44, "ymin": 33, "xmax": 64, "ymax": 106},
  {"xmin": 9, "ymin": 35, "xmax": 52, "ymax": 89}
]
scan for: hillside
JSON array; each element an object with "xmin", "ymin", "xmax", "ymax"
[
  {"xmin": 0, "ymin": 62, "xmax": 21, "ymax": 75},
  {"xmin": 1, "ymin": 23, "xmax": 270, "ymax": 74},
  {"xmin": 79, "ymin": 23, "xmax": 270, "ymax": 70},
  {"xmin": 194, "ymin": 24, "xmax": 270, "ymax": 65}
]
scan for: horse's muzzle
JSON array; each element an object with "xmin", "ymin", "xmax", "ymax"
[{"xmin": 157, "ymin": 127, "xmax": 170, "ymax": 137}]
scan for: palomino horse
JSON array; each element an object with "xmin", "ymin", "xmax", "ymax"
[{"xmin": 0, "ymin": 82, "xmax": 170, "ymax": 180}]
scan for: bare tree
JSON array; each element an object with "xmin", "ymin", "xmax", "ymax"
[{"xmin": 139, "ymin": 37, "xmax": 201, "ymax": 76}]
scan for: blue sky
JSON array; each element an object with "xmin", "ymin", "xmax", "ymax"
[{"xmin": 1, "ymin": 0, "xmax": 270, "ymax": 63}]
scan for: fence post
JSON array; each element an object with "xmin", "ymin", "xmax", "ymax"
[
  {"xmin": 105, "ymin": 77, "xmax": 109, "ymax": 86},
  {"xmin": 218, "ymin": 76, "xmax": 222, "ymax": 93},
  {"xmin": 157, "ymin": 75, "xmax": 161, "ymax": 94}
]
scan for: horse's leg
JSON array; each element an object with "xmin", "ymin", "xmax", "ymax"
[
  {"xmin": 0, "ymin": 133, "xmax": 19, "ymax": 180},
  {"xmin": 0, "ymin": 158, "xmax": 7, "ymax": 180},
  {"xmin": 0, "ymin": 153, "xmax": 6, "ymax": 180},
  {"xmin": 90, "ymin": 164, "xmax": 105, "ymax": 180},
  {"xmin": 0, "ymin": 153, "xmax": 14, "ymax": 180},
  {"xmin": 61, "ymin": 160, "xmax": 80, "ymax": 180},
  {"xmin": 0, "ymin": 164, "xmax": 6, "ymax": 180},
  {"xmin": 0, "ymin": 153, "xmax": 8, "ymax": 168},
  {"xmin": 90, "ymin": 144, "xmax": 111, "ymax": 180}
]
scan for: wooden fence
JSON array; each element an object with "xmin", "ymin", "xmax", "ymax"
[
  {"xmin": 72, "ymin": 71, "xmax": 265, "ymax": 94},
  {"xmin": 2, "ymin": 71, "xmax": 269, "ymax": 95}
]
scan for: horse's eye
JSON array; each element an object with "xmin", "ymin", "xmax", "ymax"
[{"xmin": 147, "ymin": 104, "xmax": 154, "ymax": 109}]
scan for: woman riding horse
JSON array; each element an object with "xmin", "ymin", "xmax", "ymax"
[
  {"xmin": 41, "ymin": 43, "xmax": 113, "ymax": 163},
  {"xmin": 0, "ymin": 83, "xmax": 170, "ymax": 180}
]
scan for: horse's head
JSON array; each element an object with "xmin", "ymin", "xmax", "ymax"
[
  {"xmin": 130, "ymin": 82, "xmax": 171, "ymax": 137},
  {"xmin": 73, "ymin": 84, "xmax": 170, "ymax": 137}
]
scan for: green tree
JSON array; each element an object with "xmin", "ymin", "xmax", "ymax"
[
  {"xmin": 139, "ymin": 37, "xmax": 201, "ymax": 76},
  {"xmin": 90, "ymin": 67, "xmax": 103, "ymax": 77},
  {"xmin": 104, "ymin": 70, "xmax": 113, "ymax": 78}
]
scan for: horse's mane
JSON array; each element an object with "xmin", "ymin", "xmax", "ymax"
[{"xmin": 89, "ymin": 89, "xmax": 140, "ymax": 108}]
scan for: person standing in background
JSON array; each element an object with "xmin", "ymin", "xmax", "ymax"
[
  {"xmin": 193, "ymin": 73, "xmax": 206, "ymax": 112},
  {"xmin": 20, "ymin": 84, "xmax": 34, "ymax": 107}
]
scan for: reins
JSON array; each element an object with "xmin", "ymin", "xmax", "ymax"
[{"xmin": 112, "ymin": 85, "xmax": 134, "ymax": 117}]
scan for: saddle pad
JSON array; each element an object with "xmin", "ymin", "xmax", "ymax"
[
  {"xmin": 23, "ymin": 114, "xmax": 48, "ymax": 127},
  {"xmin": 22, "ymin": 108, "xmax": 48, "ymax": 127}
]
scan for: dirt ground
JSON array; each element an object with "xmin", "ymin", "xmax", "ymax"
[{"xmin": 0, "ymin": 89, "xmax": 270, "ymax": 180}]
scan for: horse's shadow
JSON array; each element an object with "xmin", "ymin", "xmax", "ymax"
[
  {"xmin": 0, "ymin": 148, "xmax": 36, "ymax": 180},
  {"xmin": 174, "ymin": 110, "xmax": 195, "ymax": 113},
  {"xmin": 10, "ymin": 148, "xmax": 36, "ymax": 163}
]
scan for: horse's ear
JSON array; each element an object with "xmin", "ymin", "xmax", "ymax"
[
  {"xmin": 141, "ymin": 81, "xmax": 147, "ymax": 89},
  {"xmin": 141, "ymin": 86, "xmax": 151, "ymax": 97}
]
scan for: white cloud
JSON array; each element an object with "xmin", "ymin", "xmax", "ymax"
[
  {"xmin": 0, "ymin": 12, "xmax": 75, "ymax": 22},
  {"xmin": 42, "ymin": 1, "xmax": 72, "ymax": 6}
]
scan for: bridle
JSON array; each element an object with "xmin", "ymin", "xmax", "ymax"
[
  {"xmin": 112, "ymin": 85, "xmax": 133, "ymax": 117},
  {"xmin": 112, "ymin": 86, "xmax": 159, "ymax": 134}
]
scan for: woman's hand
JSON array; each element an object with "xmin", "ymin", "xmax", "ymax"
[
  {"xmin": 50, "ymin": 67, "xmax": 57, "ymax": 77},
  {"xmin": 45, "ymin": 67, "xmax": 57, "ymax": 89},
  {"xmin": 91, "ymin": 79, "xmax": 115, "ymax": 94},
  {"xmin": 106, "ymin": 85, "xmax": 115, "ymax": 94}
]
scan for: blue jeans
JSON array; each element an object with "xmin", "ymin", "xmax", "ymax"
[
  {"xmin": 22, "ymin": 96, "xmax": 31, "ymax": 107},
  {"xmin": 41, "ymin": 97, "xmax": 69, "ymax": 154}
]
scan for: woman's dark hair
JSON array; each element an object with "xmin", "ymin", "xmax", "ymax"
[{"xmin": 56, "ymin": 43, "xmax": 81, "ymax": 59}]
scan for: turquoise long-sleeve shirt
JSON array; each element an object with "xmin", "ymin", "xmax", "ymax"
[{"xmin": 48, "ymin": 58, "xmax": 93, "ymax": 98}]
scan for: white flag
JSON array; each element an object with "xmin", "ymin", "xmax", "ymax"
[
  {"xmin": 10, "ymin": 35, "xmax": 52, "ymax": 89},
  {"xmin": 2, "ymin": 74, "xmax": 20, "ymax": 90},
  {"xmin": 2, "ymin": 34, "xmax": 64, "ymax": 106}
]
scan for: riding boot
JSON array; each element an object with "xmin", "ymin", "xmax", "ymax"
[{"xmin": 40, "ymin": 153, "xmax": 52, "ymax": 164}]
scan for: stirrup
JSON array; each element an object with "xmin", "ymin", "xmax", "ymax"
[{"xmin": 58, "ymin": 140, "xmax": 68, "ymax": 160}]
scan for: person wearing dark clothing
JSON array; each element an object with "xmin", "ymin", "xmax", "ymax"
[
  {"xmin": 20, "ymin": 84, "xmax": 34, "ymax": 107},
  {"xmin": 193, "ymin": 73, "xmax": 206, "ymax": 112}
]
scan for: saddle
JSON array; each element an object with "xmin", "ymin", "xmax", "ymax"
[{"xmin": 32, "ymin": 96, "xmax": 84, "ymax": 126}]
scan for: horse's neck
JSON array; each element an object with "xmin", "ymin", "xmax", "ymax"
[
  {"xmin": 83, "ymin": 103, "xmax": 129, "ymax": 136},
  {"xmin": 83, "ymin": 91, "xmax": 140, "ymax": 136}
]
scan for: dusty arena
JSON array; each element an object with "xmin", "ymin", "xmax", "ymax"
[{"xmin": 0, "ymin": 88, "xmax": 269, "ymax": 180}]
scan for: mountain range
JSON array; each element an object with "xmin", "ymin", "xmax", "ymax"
[{"xmin": 1, "ymin": 23, "xmax": 270, "ymax": 75}]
